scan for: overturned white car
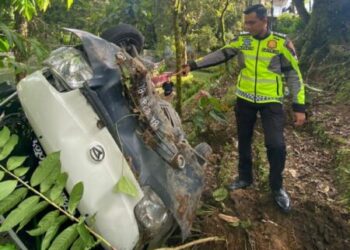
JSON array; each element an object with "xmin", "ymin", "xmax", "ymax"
[{"xmin": 0, "ymin": 24, "xmax": 210, "ymax": 249}]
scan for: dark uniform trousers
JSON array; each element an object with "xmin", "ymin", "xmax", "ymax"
[{"xmin": 235, "ymin": 97, "xmax": 286, "ymax": 191}]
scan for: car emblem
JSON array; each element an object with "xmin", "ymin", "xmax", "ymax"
[{"xmin": 90, "ymin": 145, "xmax": 105, "ymax": 162}]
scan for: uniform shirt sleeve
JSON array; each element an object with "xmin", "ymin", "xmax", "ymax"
[
  {"xmin": 189, "ymin": 37, "xmax": 240, "ymax": 71},
  {"xmin": 280, "ymin": 38, "xmax": 306, "ymax": 112}
]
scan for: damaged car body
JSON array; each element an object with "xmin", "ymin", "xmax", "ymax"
[{"xmin": 13, "ymin": 26, "xmax": 210, "ymax": 249}]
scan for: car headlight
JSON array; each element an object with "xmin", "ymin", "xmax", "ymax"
[
  {"xmin": 44, "ymin": 47, "xmax": 93, "ymax": 89},
  {"xmin": 134, "ymin": 186, "xmax": 171, "ymax": 236}
]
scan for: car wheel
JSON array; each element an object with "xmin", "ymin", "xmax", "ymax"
[{"xmin": 101, "ymin": 23, "xmax": 144, "ymax": 55}]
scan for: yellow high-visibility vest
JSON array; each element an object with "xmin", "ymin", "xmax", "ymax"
[{"xmin": 224, "ymin": 32, "xmax": 305, "ymax": 105}]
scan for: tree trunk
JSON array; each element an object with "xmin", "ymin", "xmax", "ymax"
[
  {"xmin": 173, "ymin": 0, "xmax": 184, "ymax": 117},
  {"xmin": 297, "ymin": 0, "xmax": 350, "ymax": 69},
  {"xmin": 292, "ymin": 0, "xmax": 310, "ymax": 24},
  {"xmin": 14, "ymin": 12, "xmax": 28, "ymax": 81},
  {"xmin": 216, "ymin": 0, "xmax": 229, "ymax": 46}
]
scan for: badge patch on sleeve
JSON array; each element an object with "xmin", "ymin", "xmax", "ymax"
[
  {"xmin": 286, "ymin": 40, "xmax": 298, "ymax": 59},
  {"xmin": 267, "ymin": 40, "xmax": 277, "ymax": 49}
]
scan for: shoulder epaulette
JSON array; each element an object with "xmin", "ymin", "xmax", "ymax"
[
  {"xmin": 239, "ymin": 31, "xmax": 250, "ymax": 36},
  {"xmin": 272, "ymin": 32, "xmax": 287, "ymax": 39}
]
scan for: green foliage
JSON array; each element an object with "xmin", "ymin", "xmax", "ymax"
[
  {"xmin": 0, "ymin": 126, "xmax": 11, "ymax": 148},
  {"xmin": 113, "ymin": 176, "xmax": 138, "ymax": 198},
  {"xmin": 0, "ymin": 135, "xmax": 19, "ymax": 161},
  {"xmin": 274, "ymin": 13, "xmax": 303, "ymax": 35},
  {"xmin": 14, "ymin": 167, "xmax": 29, "ymax": 177},
  {"xmin": 27, "ymin": 211, "xmax": 60, "ymax": 236},
  {"xmin": 6, "ymin": 156, "xmax": 27, "ymax": 171},
  {"xmin": 49, "ymin": 172, "xmax": 68, "ymax": 201},
  {"xmin": 0, "ymin": 180, "xmax": 18, "ymax": 201},
  {"xmin": 67, "ymin": 182, "xmax": 84, "ymax": 214},
  {"xmin": 48, "ymin": 224, "xmax": 79, "ymax": 250},
  {"xmin": 212, "ymin": 187, "xmax": 228, "ymax": 202},
  {"xmin": 77, "ymin": 219, "xmax": 95, "ymax": 248},
  {"xmin": 30, "ymin": 151, "xmax": 61, "ymax": 187},
  {"xmin": 0, "ymin": 127, "xmax": 101, "ymax": 249},
  {"xmin": 0, "ymin": 243, "xmax": 17, "ymax": 250},
  {"xmin": 0, "ymin": 188, "xmax": 28, "ymax": 215},
  {"xmin": 335, "ymin": 81, "xmax": 350, "ymax": 104},
  {"xmin": 192, "ymin": 96, "xmax": 228, "ymax": 133},
  {"xmin": 41, "ymin": 216, "xmax": 68, "ymax": 250},
  {"xmin": 0, "ymin": 195, "xmax": 40, "ymax": 232}
]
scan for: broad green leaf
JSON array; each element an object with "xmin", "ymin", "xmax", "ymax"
[
  {"xmin": 40, "ymin": 163, "xmax": 60, "ymax": 193},
  {"xmin": 0, "ymin": 188, "xmax": 27, "ymax": 216},
  {"xmin": 0, "ymin": 38, "xmax": 10, "ymax": 52},
  {"xmin": 36, "ymin": 0, "xmax": 50, "ymax": 11},
  {"xmin": 7, "ymin": 156, "xmax": 27, "ymax": 171},
  {"xmin": 0, "ymin": 126, "xmax": 10, "ymax": 148},
  {"xmin": 27, "ymin": 210, "xmax": 60, "ymax": 236},
  {"xmin": 67, "ymin": 0, "xmax": 74, "ymax": 9},
  {"xmin": 70, "ymin": 237, "xmax": 85, "ymax": 250},
  {"xmin": 67, "ymin": 182, "xmax": 84, "ymax": 214},
  {"xmin": 0, "ymin": 135, "xmax": 19, "ymax": 161},
  {"xmin": 209, "ymin": 110, "xmax": 227, "ymax": 124},
  {"xmin": 41, "ymin": 215, "xmax": 67, "ymax": 250},
  {"xmin": 0, "ymin": 170, "xmax": 4, "ymax": 181},
  {"xmin": 30, "ymin": 152, "xmax": 60, "ymax": 187},
  {"xmin": 0, "ymin": 180, "xmax": 17, "ymax": 201},
  {"xmin": 77, "ymin": 220, "xmax": 94, "ymax": 247},
  {"xmin": 212, "ymin": 187, "xmax": 228, "ymax": 202},
  {"xmin": 21, "ymin": 0, "xmax": 37, "ymax": 21},
  {"xmin": 14, "ymin": 167, "xmax": 30, "ymax": 177},
  {"xmin": 0, "ymin": 196, "xmax": 40, "ymax": 232},
  {"xmin": 48, "ymin": 224, "xmax": 78, "ymax": 250},
  {"xmin": 113, "ymin": 176, "xmax": 138, "ymax": 198},
  {"xmin": 17, "ymin": 201, "xmax": 48, "ymax": 232},
  {"xmin": 49, "ymin": 172, "xmax": 68, "ymax": 201}
]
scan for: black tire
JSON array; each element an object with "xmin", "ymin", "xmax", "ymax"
[{"xmin": 101, "ymin": 23, "xmax": 144, "ymax": 55}]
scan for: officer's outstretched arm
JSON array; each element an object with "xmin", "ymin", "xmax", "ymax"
[
  {"xmin": 188, "ymin": 41, "xmax": 239, "ymax": 71},
  {"xmin": 281, "ymin": 40, "xmax": 305, "ymax": 113}
]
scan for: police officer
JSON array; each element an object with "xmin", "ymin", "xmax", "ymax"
[{"xmin": 182, "ymin": 4, "xmax": 306, "ymax": 212}]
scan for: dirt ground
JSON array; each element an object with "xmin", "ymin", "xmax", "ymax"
[{"xmin": 183, "ymin": 89, "xmax": 350, "ymax": 250}]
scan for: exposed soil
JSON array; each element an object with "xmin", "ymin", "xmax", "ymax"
[{"xmin": 182, "ymin": 88, "xmax": 350, "ymax": 250}]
